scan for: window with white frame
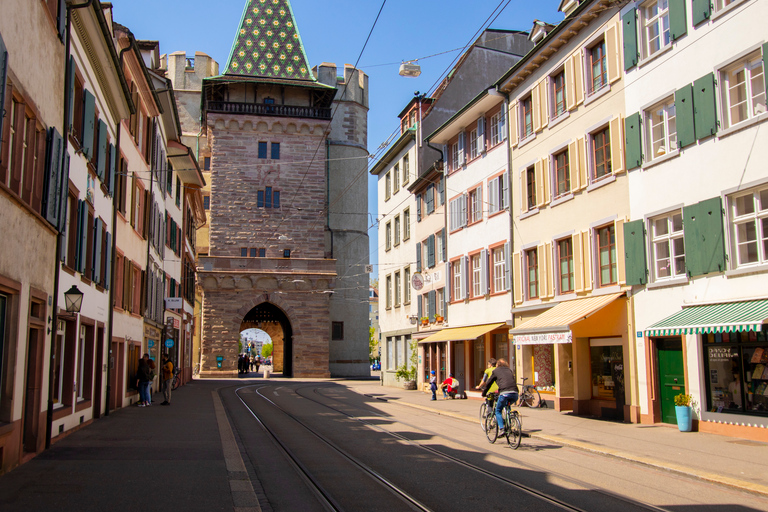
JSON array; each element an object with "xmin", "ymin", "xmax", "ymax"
[
  {"xmin": 588, "ymin": 39, "xmax": 608, "ymax": 94},
  {"xmin": 385, "ymin": 221, "xmax": 392, "ymax": 251},
  {"xmin": 642, "ymin": 0, "xmax": 670, "ymax": 59},
  {"xmin": 469, "ymin": 127, "xmax": 479, "ymax": 160},
  {"xmin": 450, "ymin": 142, "xmax": 459, "ymax": 172},
  {"xmin": 650, "ymin": 211, "xmax": 686, "ymax": 280},
  {"xmin": 393, "ymin": 164, "xmax": 400, "ymax": 193},
  {"xmin": 521, "ymin": 94, "xmax": 534, "ymax": 139},
  {"xmin": 646, "ymin": 97, "xmax": 677, "ymax": 160},
  {"xmin": 394, "ymin": 271, "xmax": 401, "ymax": 307},
  {"xmin": 490, "ymin": 108, "xmax": 506, "ymax": 146},
  {"xmin": 468, "ymin": 186, "xmax": 483, "ymax": 224},
  {"xmin": 385, "ymin": 274, "xmax": 392, "ymax": 309},
  {"xmin": 403, "ymin": 154, "xmax": 410, "ymax": 185},
  {"xmin": 525, "ymin": 166, "xmax": 537, "ymax": 211},
  {"xmin": 492, "ymin": 245, "xmax": 508, "ymax": 292},
  {"xmin": 557, "ymin": 238, "xmax": 574, "ymax": 294},
  {"xmin": 554, "ymin": 148, "xmax": 570, "ymax": 198},
  {"xmin": 719, "ymin": 50, "xmax": 766, "ymax": 130},
  {"xmin": 403, "ymin": 208, "xmax": 411, "ymax": 240},
  {"xmin": 436, "ymin": 231, "xmax": 444, "ymax": 262},
  {"xmin": 729, "ymin": 185, "xmax": 768, "ymax": 267},
  {"xmin": 551, "ymin": 69, "xmax": 566, "ymax": 118},
  {"xmin": 385, "ymin": 172, "xmax": 391, "ymax": 200},
  {"xmin": 525, "ymin": 248, "xmax": 539, "ymax": 299},
  {"xmin": 471, "ymin": 254, "xmax": 482, "ymax": 297},
  {"xmin": 394, "ymin": 215, "xmax": 401, "ymax": 246},
  {"xmin": 597, "ymin": 224, "xmax": 617, "ymax": 286},
  {"xmin": 591, "ymin": 126, "xmax": 612, "ymax": 180},
  {"xmin": 452, "ymin": 259, "xmax": 463, "ymax": 300},
  {"xmin": 404, "ymin": 267, "xmax": 411, "ymax": 304}
]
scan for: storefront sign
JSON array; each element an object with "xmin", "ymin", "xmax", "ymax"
[
  {"xmin": 708, "ymin": 346, "xmax": 735, "ymax": 362},
  {"xmin": 165, "ymin": 297, "xmax": 183, "ymax": 309},
  {"xmin": 514, "ymin": 331, "xmax": 572, "ymax": 345},
  {"xmin": 411, "ymin": 272, "xmax": 424, "ymax": 291}
]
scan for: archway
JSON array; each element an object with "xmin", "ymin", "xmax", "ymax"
[{"xmin": 240, "ymin": 302, "xmax": 293, "ymax": 377}]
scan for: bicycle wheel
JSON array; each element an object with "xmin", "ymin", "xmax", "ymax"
[
  {"xmin": 172, "ymin": 375, "xmax": 180, "ymax": 391},
  {"xmin": 507, "ymin": 411, "xmax": 522, "ymax": 449},
  {"xmin": 529, "ymin": 388, "xmax": 542, "ymax": 408},
  {"xmin": 484, "ymin": 413, "xmax": 498, "ymax": 444},
  {"xmin": 479, "ymin": 402, "xmax": 488, "ymax": 431},
  {"xmin": 522, "ymin": 386, "xmax": 536, "ymax": 407}
]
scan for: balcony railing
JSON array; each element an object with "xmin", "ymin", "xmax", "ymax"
[{"xmin": 207, "ymin": 101, "xmax": 332, "ymax": 120}]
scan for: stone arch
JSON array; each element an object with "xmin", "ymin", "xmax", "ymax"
[{"xmin": 236, "ymin": 295, "xmax": 295, "ymax": 376}]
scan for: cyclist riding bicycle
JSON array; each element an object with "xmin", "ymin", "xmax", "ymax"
[
  {"xmin": 481, "ymin": 358, "xmax": 518, "ymax": 430},
  {"xmin": 476, "ymin": 358, "xmax": 498, "ymax": 408}
]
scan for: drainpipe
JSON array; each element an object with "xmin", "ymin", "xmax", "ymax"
[{"xmin": 46, "ymin": 0, "xmax": 95, "ymax": 450}]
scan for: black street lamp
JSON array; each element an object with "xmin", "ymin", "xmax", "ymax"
[{"xmin": 63, "ymin": 285, "xmax": 84, "ymax": 314}]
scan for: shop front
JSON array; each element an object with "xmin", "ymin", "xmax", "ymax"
[
  {"xmin": 511, "ymin": 293, "xmax": 636, "ymax": 421},
  {"xmin": 644, "ymin": 298, "xmax": 768, "ymax": 441},
  {"xmin": 419, "ymin": 323, "xmax": 509, "ymax": 398}
]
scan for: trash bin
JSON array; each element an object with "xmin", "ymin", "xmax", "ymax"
[{"xmin": 263, "ymin": 366, "xmax": 271, "ymax": 379}]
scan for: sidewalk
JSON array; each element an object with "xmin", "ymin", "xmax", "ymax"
[{"xmin": 343, "ymin": 380, "xmax": 768, "ymax": 498}]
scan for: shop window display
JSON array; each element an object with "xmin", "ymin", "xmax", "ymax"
[
  {"xmin": 590, "ymin": 345, "xmax": 624, "ymax": 400},
  {"xmin": 533, "ymin": 344, "xmax": 556, "ymax": 391},
  {"xmin": 704, "ymin": 330, "xmax": 768, "ymax": 415}
]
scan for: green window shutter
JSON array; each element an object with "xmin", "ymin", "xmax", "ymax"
[
  {"xmin": 622, "ymin": 8, "xmax": 638, "ymax": 71},
  {"xmin": 0, "ymin": 33, "xmax": 7, "ymax": 145},
  {"xmin": 108, "ymin": 142, "xmax": 116, "ymax": 196},
  {"xmin": 96, "ymin": 119, "xmax": 108, "ymax": 181},
  {"xmin": 427, "ymin": 234, "xmax": 435, "ymax": 268},
  {"xmin": 417, "ymin": 294, "xmax": 422, "ymax": 319},
  {"xmin": 683, "ymin": 197, "xmax": 725, "ymax": 276},
  {"xmin": 624, "ymin": 112, "xmax": 643, "ymax": 169},
  {"xmin": 416, "ymin": 242, "xmax": 422, "ymax": 272},
  {"xmin": 693, "ymin": 72, "xmax": 717, "ymax": 139},
  {"xmin": 57, "ymin": 0, "xmax": 67, "ymax": 41},
  {"xmin": 669, "ymin": 0, "xmax": 687, "ymax": 40},
  {"xmin": 441, "ymin": 228, "xmax": 447, "ymax": 262},
  {"xmin": 43, "ymin": 128, "xmax": 64, "ymax": 230},
  {"xmin": 77, "ymin": 200, "xmax": 88, "ymax": 273},
  {"xmin": 763, "ymin": 43, "xmax": 768, "ymax": 79},
  {"xmin": 691, "ymin": 0, "xmax": 711, "ymax": 26},
  {"xmin": 67, "ymin": 56, "xmax": 75, "ymax": 133},
  {"xmin": 104, "ymin": 231, "xmax": 112, "ymax": 290},
  {"xmin": 623, "ymin": 219, "xmax": 647, "ymax": 285},
  {"xmin": 428, "ymin": 290, "xmax": 436, "ymax": 319},
  {"xmin": 93, "ymin": 218, "xmax": 102, "ymax": 283},
  {"xmin": 675, "ymin": 84, "xmax": 696, "ymax": 148},
  {"xmin": 81, "ymin": 90, "xmax": 96, "ymax": 159}
]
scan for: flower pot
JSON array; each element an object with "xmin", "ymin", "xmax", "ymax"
[
  {"xmin": 675, "ymin": 405, "xmax": 692, "ymax": 432},
  {"xmin": 403, "ymin": 380, "xmax": 416, "ymax": 390}
]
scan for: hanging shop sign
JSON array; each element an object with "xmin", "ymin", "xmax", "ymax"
[{"xmin": 514, "ymin": 331, "xmax": 573, "ymax": 345}]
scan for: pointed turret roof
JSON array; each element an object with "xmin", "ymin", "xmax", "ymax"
[{"xmin": 223, "ymin": 0, "xmax": 314, "ymax": 81}]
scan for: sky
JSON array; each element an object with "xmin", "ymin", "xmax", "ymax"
[{"xmin": 108, "ymin": 0, "xmax": 563, "ymax": 276}]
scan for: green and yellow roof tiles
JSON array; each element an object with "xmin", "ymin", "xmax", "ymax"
[{"xmin": 224, "ymin": 0, "xmax": 314, "ymax": 81}]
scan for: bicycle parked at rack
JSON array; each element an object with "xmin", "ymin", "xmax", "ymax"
[
  {"xmin": 482, "ymin": 392, "xmax": 522, "ymax": 449},
  {"xmin": 516, "ymin": 377, "xmax": 543, "ymax": 408}
]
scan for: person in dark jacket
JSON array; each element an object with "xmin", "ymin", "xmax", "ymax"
[
  {"xmin": 136, "ymin": 356, "xmax": 152, "ymax": 407},
  {"xmin": 482, "ymin": 359, "xmax": 519, "ymax": 430}
]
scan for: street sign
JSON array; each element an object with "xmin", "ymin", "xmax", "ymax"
[
  {"xmin": 165, "ymin": 338, "xmax": 174, "ymax": 348},
  {"xmin": 148, "ymin": 339, "xmax": 155, "ymax": 348},
  {"xmin": 165, "ymin": 297, "xmax": 183, "ymax": 309},
  {"xmin": 364, "ymin": 264, "xmax": 373, "ymax": 273}
]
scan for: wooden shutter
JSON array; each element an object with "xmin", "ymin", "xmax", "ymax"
[
  {"xmin": 693, "ymin": 73, "xmax": 717, "ymax": 139},
  {"xmin": 428, "ymin": 290, "xmax": 436, "ymax": 319},
  {"xmin": 81, "ymin": 90, "xmax": 96, "ymax": 159},
  {"xmin": 462, "ymin": 256, "xmax": 469, "ymax": 300},
  {"xmin": 477, "ymin": 117, "xmax": 486, "ymax": 153},
  {"xmin": 578, "ymin": 136, "xmax": 588, "ymax": 189},
  {"xmin": 77, "ymin": 200, "xmax": 87, "ymax": 273},
  {"xmin": 509, "ymin": 101, "xmax": 518, "ymax": 146},
  {"xmin": 93, "ymin": 218, "xmax": 102, "ymax": 283},
  {"xmin": 9, "ymin": 102, "xmax": 25, "ymax": 194},
  {"xmin": 683, "ymin": 197, "xmax": 725, "ymax": 276},
  {"xmin": 691, "ymin": 0, "xmax": 711, "ymax": 25},
  {"xmin": 67, "ymin": 56, "xmax": 75, "ymax": 133},
  {"xmin": 539, "ymin": 79, "xmax": 549, "ymax": 129},
  {"xmin": 669, "ymin": 0, "xmax": 687, "ymax": 40},
  {"xmin": 622, "ymin": 8, "xmax": 638, "ymax": 70},
  {"xmin": 441, "ymin": 228, "xmax": 446, "ymax": 262},
  {"xmin": 108, "ymin": 143, "xmax": 116, "ymax": 196},
  {"xmin": 0, "ymin": 33, "xmax": 7, "ymax": 153},
  {"xmin": 581, "ymin": 230, "xmax": 593, "ymax": 292},
  {"xmin": 565, "ymin": 57, "xmax": 576, "ymax": 111},
  {"xmin": 488, "ymin": 177, "xmax": 498, "ymax": 213},
  {"xmin": 0, "ymin": 83, "xmax": 10, "ymax": 184},
  {"xmin": 610, "ymin": 116, "xmax": 625, "ymax": 174},
  {"xmin": 513, "ymin": 251, "xmax": 522, "ymax": 304},
  {"xmin": 43, "ymin": 128, "xmax": 64, "ymax": 229},
  {"xmin": 532, "ymin": 84, "xmax": 541, "ymax": 133},
  {"xmin": 675, "ymin": 84, "xmax": 696, "ymax": 148},
  {"xmin": 568, "ymin": 140, "xmax": 580, "ymax": 190},
  {"xmin": 615, "ymin": 219, "xmax": 626, "ymax": 285},
  {"xmin": 96, "ymin": 119, "xmax": 107, "ymax": 181},
  {"xmin": 502, "ymin": 171, "xmax": 510, "ymax": 209},
  {"xmin": 535, "ymin": 160, "xmax": 544, "ymax": 208},
  {"xmin": 573, "ymin": 233, "xmax": 583, "ymax": 292},
  {"xmin": 57, "ymin": 0, "xmax": 67, "ymax": 40},
  {"xmin": 571, "ymin": 52, "xmax": 584, "ymax": 107},
  {"xmin": 416, "ymin": 242, "xmax": 422, "ymax": 272},
  {"xmin": 416, "ymin": 193, "xmax": 422, "ymax": 221},
  {"xmin": 537, "ymin": 244, "xmax": 547, "ymax": 299},
  {"xmin": 542, "ymin": 157, "xmax": 550, "ymax": 205},
  {"xmin": 520, "ymin": 167, "xmax": 528, "ymax": 210},
  {"xmin": 623, "ymin": 219, "xmax": 647, "ymax": 285},
  {"xmin": 624, "ymin": 112, "xmax": 642, "ymax": 169},
  {"xmin": 544, "ymin": 242, "xmax": 554, "ymax": 298},
  {"xmin": 427, "ymin": 234, "xmax": 435, "ymax": 268},
  {"xmin": 105, "ymin": 232, "xmax": 112, "ymax": 290},
  {"xmin": 21, "ymin": 118, "xmax": 37, "ymax": 204},
  {"xmin": 763, "ymin": 43, "xmax": 768, "ymax": 78},
  {"xmin": 458, "ymin": 131, "xmax": 465, "ymax": 167},
  {"xmin": 606, "ymin": 22, "xmax": 621, "ymax": 84},
  {"xmin": 480, "ymin": 249, "xmax": 489, "ymax": 295}
]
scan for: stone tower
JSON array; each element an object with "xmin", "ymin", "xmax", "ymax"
[{"xmin": 198, "ymin": 0, "xmax": 369, "ymax": 377}]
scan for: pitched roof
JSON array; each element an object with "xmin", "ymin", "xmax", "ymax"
[{"xmin": 223, "ymin": 0, "xmax": 314, "ymax": 81}]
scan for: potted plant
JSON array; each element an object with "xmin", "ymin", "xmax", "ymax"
[
  {"xmin": 420, "ymin": 316, "xmax": 429, "ymax": 326},
  {"xmin": 395, "ymin": 339, "xmax": 419, "ymax": 390},
  {"xmin": 435, "ymin": 314, "xmax": 444, "ymax": 323},
  {"xmin": 674, "ymin": 393, "xmax": 693, "ymax": 432}
]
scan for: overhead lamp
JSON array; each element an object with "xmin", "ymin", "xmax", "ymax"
[
  {"xmin": 63, "ymin": 285, "xmax": 84, "ymax": 314},
  {"xmin": 399, "ymin": 61, "xmax": 421, "ymax": 78}
]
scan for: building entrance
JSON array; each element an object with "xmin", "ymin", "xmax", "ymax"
[{"xmin": 240, "ymin": 303, "xmax": 292, "ymax": 376}]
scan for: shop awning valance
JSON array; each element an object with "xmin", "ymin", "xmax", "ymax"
[
  {"xmin": 645, "ymin": 298, "xmax": 768, "ymax": 336},
  {"xmin": 419, "ymin": 323, "xmax": 505, "ymax": 344},
  {"xmin": 510, "ymin": 293, "xmax": 624, "ymax": 337}
]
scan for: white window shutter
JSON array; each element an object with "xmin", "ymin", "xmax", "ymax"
[
  {"xmin": 478, "ymin": 117, "xmax": 486, "ymax": 153},
  {"xmin": 488, "ymin": 179, "xmax": 498, "ymax": 214},
  {"xmin": 481, "ymin": 248, "xmax": 489, "ymax": 295},
  {"xmin": 458, "ymin": 131, "xmax": 465, "ymax": 167},
  {"xmin": 462, "ymin": 256, "xmax": 469, "ymax": 300},
  {"xmin": 500, "ymin": 104, "xmax": 507, "ymax": 141},
  {"xmin": 502, "ymin": 172, "xmax": 510, "ymax": 209},
  {"xmin": 504, "ymin": 242, "xmax": 511, "ymax": 291},
  {"xmin": 447, "ymin": 261, "xmax": 452, "ymax": 302},
  {"xmin": 462, "ymin": 193, "xmax": 468, "ymax": 227}
]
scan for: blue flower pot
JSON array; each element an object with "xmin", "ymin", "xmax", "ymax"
[{"xmin": 675, "ymin": 405, "xmax": 692, "ymax": 432}]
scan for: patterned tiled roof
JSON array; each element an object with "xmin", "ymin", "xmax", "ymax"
[{"xmin": 223, "ymin": 0, "xmax": 314, "ymax": 81}]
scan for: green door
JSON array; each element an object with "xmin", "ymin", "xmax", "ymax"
[{"xmin": 657, "ymin": 338, "xmax": 684, "ymax": 424}]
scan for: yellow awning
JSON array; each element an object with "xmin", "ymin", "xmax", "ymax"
[
  {"xmin": 510, "ymin": 293, "xmax": 624, "ymax": 336},
  {"xmin": 419, "ymin": 323, "xmax": 505, "ymax": 344}
]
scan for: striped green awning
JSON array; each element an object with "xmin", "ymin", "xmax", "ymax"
[{"xmin": 645, "ymin": 299, "xmax": 768, "ymax": 337}]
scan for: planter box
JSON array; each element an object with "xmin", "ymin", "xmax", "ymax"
[
  {"xmin": 675, "ymin": 405, "xmax": 692, "ymax": 432},
  {"xmin": 403, "ymin": 381, "xmax": 416, "ymax": 390}
]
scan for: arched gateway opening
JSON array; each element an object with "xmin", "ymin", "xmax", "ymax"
[{"xmin": 240, "ymin": 302, "xmax": 292, "ymax": 377}]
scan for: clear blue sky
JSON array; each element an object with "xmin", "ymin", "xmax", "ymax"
[{"xmin": 109, "ymin": 0, "xmax": 562, "ymax": 276}]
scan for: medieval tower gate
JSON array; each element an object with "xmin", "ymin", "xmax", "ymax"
[{"xmin": 198, "ymin": 0, "xmax": 369, "ymax": 377}]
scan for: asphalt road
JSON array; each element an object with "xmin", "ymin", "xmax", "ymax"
[{"xmin": 221, "ymin": 381, "xmax": 768, "ymax": 512}]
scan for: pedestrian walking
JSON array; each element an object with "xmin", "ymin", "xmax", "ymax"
[
  {"xmin": 161, "ymin": 354, "xmax": 174, "ymax": 405},
  {"xmin": 147, "ymin": 357, "xmax": 156, "ymax": 405},
  {"xmin": 136, "ymin": 355, "xmax": 152, "ymax": 407}
]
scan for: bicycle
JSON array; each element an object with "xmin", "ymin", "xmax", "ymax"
[
  {"xmin": 484, "ymin": 394, "xmax": 522, "ymax": 449},
  {"xmin": 479, "ymin": 393, "xmax": 497, "ymax": 431},
  {"xmin": 171, "ymin": 367, "xmax": 181, "ymax": 391},
  {"xmin": 516, "ymin": 377, "xmax": 542, "ymax": 408}
]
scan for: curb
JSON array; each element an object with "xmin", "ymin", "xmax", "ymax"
[{"xmin": 365, "ymin": 393, "xmax": 768, "ymax": 499}]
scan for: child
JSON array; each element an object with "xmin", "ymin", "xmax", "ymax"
[{"xmin": 429, "ymin": 371, "xmax": 437, "ymax": 401}]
